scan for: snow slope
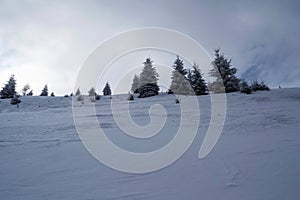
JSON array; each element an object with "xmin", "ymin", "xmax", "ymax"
[{"xmin": 0, "ymin": 88, "xmax": 300, "ymax": 200}]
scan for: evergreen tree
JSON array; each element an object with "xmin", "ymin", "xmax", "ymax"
[
  {"xmin": 209, "ymin": 49, "xmax": 240, "ymax": 93},
  {"xmin": 75, "ymin": 88, "xmax": 81, "ymax": 96},
  {"xmin": 0, "ymin": 75, "xmax": 17, "ymax": 99},
  {"xmin": 240, "ymin": 79, "xmax": 252, "ymax": 94},
  {"xmin": 88, "ymin": 87, "xmax": 96, "ymax": 101},
  {"xmin": 169, "ymin": 56, "xmax": 193, "ymax": 95},
  {"xmin": 131, "ymin": 75, "xmax": 140, "ymax": 93},
  {"xmin": 189, "ymin": 63, "xmax": 208, "ymax": 95},
  {"xmin": 22, "ymin": 83, "xmax": 30, "ymax": 96},
  {"xmin": 102, "ymin": 82, "xmax": 112, "ymax": 96},
  {"xmin": 27, "ymin": 90, "xmax": 33, "ymax": 96},
  {"xmin": 251, "ymin": 81, "xmax": 270, "ymax": 91},
  {"xmin": 50, "ymin": 92, "xmax": 55, "ymax": 97},
  {"xmin": 40, "ymin": 84, "xmax": 48, "ymax": 96},
  {"xmin": 138, "ymin": 58, "xmax": 160, "ymax": 98}
]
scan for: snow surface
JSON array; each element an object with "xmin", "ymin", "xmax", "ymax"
[{"xmin": 0, "ymin": 88, "xmax": 300, "ymax": 200}]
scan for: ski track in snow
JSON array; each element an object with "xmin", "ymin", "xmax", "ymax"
[{"xmin": 0, "ymin": 88, "xmax": 300, "ymax": 200}]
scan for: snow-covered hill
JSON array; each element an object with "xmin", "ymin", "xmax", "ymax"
[{"xmin": 0, "ymin": 88, "xmax": 300, "ymax": 200}]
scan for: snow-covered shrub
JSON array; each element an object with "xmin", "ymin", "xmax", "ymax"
[{"xmin": 10, "ymin": 96, "xmax": 21, "ymax": 105}]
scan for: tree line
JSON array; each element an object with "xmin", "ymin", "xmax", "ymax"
[
  {"xmin": 130, "ymin": 49, "xmax": 269, "ymax": 98},
  {"xmin": 0, "ymin": 49, "xmax": 270, "ymax": 103}
]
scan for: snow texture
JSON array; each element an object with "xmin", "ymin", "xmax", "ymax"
[{"xmin": 0, "ymin": 88, "xmax": 300, "ymax": 200}]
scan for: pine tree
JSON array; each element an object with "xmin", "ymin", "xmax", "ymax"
[
  {"xmin": 27, "ymin": 90, "xmax": 33, "ymax": 96},
  {"xmin": 138, "ymin": 58, "xmax": 160, "ymax": 98},
  {"xmin": 22, "ymin": 84, "xmax": 30, "ymax": 96},
  {"xmin": 102, "ymin": 82, "xmax": 112, "ymax": 96},
  {"xmin": 0, "ymin": 75, "xmax": 17, "ymax": 99},
  {"xmin": 131, "ymin": 75, "xmax": 140, "ymax": 93},
  {"xmin": 209, "ymin": 49, "xmax": 240, "ymax": 93},
  {"xmin": 251, "ymin": 81, "xmax": 270, "ymax": 91},
  {"xmin": 169, "ymin": 56, "xmax": 193, "ymax": 95},
  {"xmin": 40, "ymin": 84, "xmax": 48, "ymax": 96},
  {"xmin": 75, "ymin": 88, "xmax": 81, "ymax": 96},
  {"xmin": 189, "ymin": 63, "xmax": 208, "ymax": 95},
  {"xmin": 240, "ymin": 79, "xmax": 252, "ymax": 94}
]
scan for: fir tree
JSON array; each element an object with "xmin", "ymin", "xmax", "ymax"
[
  {"xmin": 0, "ymin": 75, "xmax": 17, "ymax": 99},
  {"xmin": 209, "ymin": 49, "xmax": 240, "ymax": 93},
  {"xmin": 102, "ymin": 82, "xmax": 112, "ymax": 96},
  {"xmin": 75, "ymin": 88, "xmax": 81, "ymax": 96},
  {"xmin": 169, "ymin": 56, "xmax": 193, "ymax": 95},
  {"xmin": 138, "ymin": 58, "xmax": 160, "ymax": 98},
  {"xmin": 40, "ymin": 85, "xmax": 48, "ymax": 96},
  {"xmin": 251, "ymin": 81, "xmax": 270, "ymax": 91},
  {"xmin": 27, "ymin": 90, "xmax": 33, "ymax": 96},
  {"xmin": 189, "ymin": 63, "xmax": 208, "ymax": 95},
  {"xmin": 240, "ymin": 79, "xmax": 252, "ymax": 94},
  {"xmin": 131, "ymin": 75, "xmax": 140, "ymax": 93}
]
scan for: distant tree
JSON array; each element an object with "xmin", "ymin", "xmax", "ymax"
[
  {"xmin": 127, "ymin": 92, "xmax": 134, "ymax": 100},
  {"xmin": 240, "ymin": 80, "xmax": 252, "ymax": 94},
  {"xmin": 75, "ymin": 88, "xmax": 81, "ymax": 96},
  {"xmin": 88, "ymin": 87, "xmax": 96, "ymax": 101},
  {"xmin": 102, "ymin": 82, "xmax": 112, "ymax": 96},
  {"xmin": 131, "ymin": 75, "xmax": 140, "ymax": 93},
  {"xmin": 188, "ymin": 63, "xmax": 208, "ymax": 95},
  {"xmin": 22, "ymin": 83, "xmax": 30, "ymax": 96},
  {"xmin": 169, "ymin": 56, "xmax": 192, "ymax": 95},
  {"xmin": 50, "ymin": 92, "xmax": 55, "ymax": 97},
  {"xmin": 0, "ymin": 75, "xmax": 17, "ymax": 99},
  {"xmin": 138, "ymin": 58, "xmax": 160, "ymax": 98},
  {"xmin": 27, "ymin": 90, "xmax": 33, "ymax": 96},
  {"xmin": 251, "ymin": 81, "xmax": 270, "ymax": 91},
  {"xmin": 40, "ymin": 85, "xmax": 48, "ymax": 96},
  {"xmin": 209, "ymin": 49, "xmax": 240, "ymax": 93}
]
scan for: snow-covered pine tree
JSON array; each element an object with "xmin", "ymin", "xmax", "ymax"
[
  {"xmin": 102, "ymin": 82, "xmax": 112, "ymax": 96},
  {"xmin": 209, "ymin": 49, "xmax": 240, "ymax": 93},
  {"xmin": 22, "ymin": 84, "xmax": 30, "ymax": 96},
  {"xmin": 138, "ymin": 58, "xmax": 160, "ymax": 98},
  {"xmin": 40, "ymin": 85, "xmax": 48, "ymax": 96},
  {"xmin": 88, "ymin": 87, "xmax": 96, "ymax": 101},
  {"xmin": 131, "ymin": 75, "xmax": 140, "ymax": 93},
  {"xmin": 169, "ymin": 56, "xmax": 193, "ymax": 95},
  {"xmin": 0, "ymin": 75, "xmax": 17, "ymax": 99},
  {"xmin": 189, "ymin": 63, "xmax": 208, "ymax": 95}
]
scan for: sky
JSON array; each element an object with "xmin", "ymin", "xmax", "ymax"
[{"xmin": 0, "ymin": 0, "xmax": 299, "ymax": 95}]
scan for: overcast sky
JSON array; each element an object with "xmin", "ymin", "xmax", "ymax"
[{"xmin": 0, "ymin": 0, "xmax": 299, "ymax": 95}]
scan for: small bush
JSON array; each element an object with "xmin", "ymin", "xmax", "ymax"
[
  {"xmin": 10, "ymin": 97, "xmax": 21, "ymax": 105},
  {"xmin": 128, "ymin": 93, "xmax": 134, "ymax": 101},
  {"xmin": 77, "ymin": 94, "xmax": 84, "ymax": 102},
  {"xmin": 95, "ymin": 95, "xmax": 101, "ymax": 100}
]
